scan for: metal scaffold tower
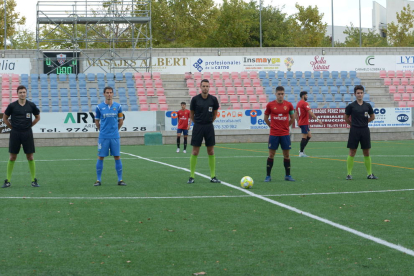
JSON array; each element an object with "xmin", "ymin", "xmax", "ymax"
[{"xmin": 36, "ymin": 0, "xmax": 152, "ymax": 74}]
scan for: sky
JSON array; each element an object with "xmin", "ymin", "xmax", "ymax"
[{"xmin": 14, "ymin": 0, "xmax": 387, "ymax": 32}]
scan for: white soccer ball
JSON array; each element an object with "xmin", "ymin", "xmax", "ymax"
[{"xmin": 240, "ymin": 176, "xmax": 254, "ymax": 189}]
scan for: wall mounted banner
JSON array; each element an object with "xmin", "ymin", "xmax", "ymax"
[
  {"xmin": 0, "ymin": 58, "xmax": 31, "ymax": 74},
  {"xmin": 32, "ymin": 111, "xmax": 157, "ymax": 133}
]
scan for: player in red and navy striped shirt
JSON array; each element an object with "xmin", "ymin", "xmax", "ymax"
[{"xmin": 264, "ymin": 86, "xmax": 296, "ymax": 182}]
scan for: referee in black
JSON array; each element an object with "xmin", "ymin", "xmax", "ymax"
[
  {"xmin": 187, "ymin": 79, "xmax": 220, "ymax": 184},
  {"xmin": 344, "ymin": 85, "xmax": 377, "ymax": 180},
  {"xmin": 2, "ymin": 85, "xmax": 40, "ymax": 188}
]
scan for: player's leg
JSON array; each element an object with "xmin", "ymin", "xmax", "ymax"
[
  {"xmin": 176, "ymin": 130, "xmax": 181, "ymax": 153},
  {"xmin": 205, "ymin": 124, "xmax": 220, "ymax": 183},
  {"xmin": 3, "ymin": 130, "xmax": 20, "ymax": 188},
  {"xmin": 299, "ymin": 126, "xmax": 310, "ymax": 157},
  {"xmin": 265, "ymin": 135, "xmax": 279, "ymax": 182},
  {"xmin": 3, "ymin": 153, "xmax": 17, "ymax": 188},
  {"xmin": 183, "ymin": 129, "xmax": 188, "ymax": 153},
  {"xmin": 361, "ymin": 129, "xmax": 377, "ymax": 179},
  {"xmin": 346, "ymin": 128, "xmax": 359, "ymax": 180},
  {"xmin": 95, "ymin": 138, "xmax": 109, "ymax": 186},
  {"xmin": 188, "ymin": 124, "xmax": 202, "ymax": 183},
  {"xmin": 110, "ymin": 138, "xmax": 125, "ymax": 186},
  {"xmin": 22, "ymin": 130, "xmax": 38, "ymax": 187},
  {"xmin": 281, "ymin": 135, "xmax": 295, "ymax": 181}
]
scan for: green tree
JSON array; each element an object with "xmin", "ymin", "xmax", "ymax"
[
  {"xmin": 0, "ymin": 0, "xmax": 26, "ymax": 48},
  {"xmin": 342, "ymin": 23, "xmax": 388, "ymax": 47},
  {"xmin": 387, "ymin": 4, "xmax": 414, "ymax": 46},
  {"xmin": 10, "ymin": 28, "xmax": 36, "ymax": 49},
  {"xmin": 289, "ymin": 3, "xmax": 328, "ymax": 47}
]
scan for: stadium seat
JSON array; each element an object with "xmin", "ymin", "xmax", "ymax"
[
  {"xmin": 95, "ymin": 73, "xmax": 104, "ymax": 81},
  {"xmin": 236, "ymin": 87, "xmax": 245, "ymax": 95},
  {"xmin": 295, "ymin": 71, "xmax": 303, "ymax": 79},
  {"xmin": 215, "ymin": 80, "xmax": 223, "ymax": 87},
  {"xmin": 225, "ymin": 87, "xmax": 234, "ymax": 95},
  {"xmin": 330, "ymin": 71, "xmax": 338, "ymax": 79},
  {"xmin": 392, "ymin": 78, "xmax": 400, "ymax": 86},
  {"xmin": 268, "ymin": 71, "xmax": 276, "ymax": 79},
  {"xmin": 220, "ymin": 72, "xmax": 229, "ymax": 80},
  {"xmin": 353, "ymin": 78, "xmax": 361, "ymax": 85},
  {"xmin": 388, "ymin": 70, "xmax": 396, "ymax": 78},
  {"xmin": 216, "ymin": 87, "xmax": 225, "ymax": 95},
  {"xmin": 394, "ymin": 94, "xmax": 402, "ymax": 101},
  {"xmin": 159, "ymin": 104, "xmax": 168, "ymax": 111},
  {"xmin": 258, "ymin": 94, "xmax": 267, "ymax": 103},
  {"xmin": 259, "ymin": 71, "xmax": 267, "ymax": 79},
  {"xmin": 202, "ymin": 72, "xmax": 211, "ymax": 80},
  {"xmin": 153, "ymin": 72, "xmax": 161, "ymax": 80},
  {"xmin": 42, "ymin": 105, "xmax": 50, "ymax": 112},
  {"xmin": 271, "ymin": 78, "xmax": 279, "ymax": 87},
  {"xmin": 363, "ymin": 94, "xmax": 371, "ymax": 102},
  {"xmin": 252, "ymin": 79, "xmax": 261, "ymax": 87},
  {"xmin": 280, "ymin": 78, "xmax": 288, "ymax": 86},
  {"xmin": 285, "ymin": 87, "xmax": 292, "ymax": 94},
  {"xmin": 396, "ymin": 70, "xmax": 404, "ymax": 78},
  {"xmin": 287, "ymin": 94, "xmax": 295, "ymax": 102},
  {"xmin": 127, "ymin": 88, "xmax": 136, "ymax": 97},
  {"xmin": 125, "ymin": 72, "xmax": 133, "ymax": 80},
  {"xmin": 328, "ymin": 102, "xmax": 337, "ymax": 108},
  {"xmin": 286, "ymin": 71, "xmax": 293, "ymax": 79},
  {"xmin": 255, "ymin": 87, "xmax": 264, "ymax": 94},
  {"xmin": 322, "ymin": 71, "xmax": 330, "ymax": 79},
  {"xmin": 344, "ymin": 78, "xmax": 352, "ymax": 86},
  {"xmin": 317, "ymin": 78, "xmax": 325, "ymax": 86},
  {"xmin": 224, "ymin": 79, "xmax": 232, "ymax": 87},
  {"xmin": 308, "ymin": 78, "xmax": 315, "ymax": 86},
  {"xmin": 334, "ymin": 94, "xmax": 342, "ymax": 102},
  {"xmin": 249, "ymin": 71, "xmax": 258, "ymax": 79},
  {"xmin": 246, "ymin": 87, "xmax": 254, "ymax": 95},
  {"xmin": 401, "ymin": 78, "xmax": 409, "ymax": 86},
  {"xmin": 338, "ymin": 102, "xmax": 346, "ymax": 108},
  {"xmin": 242, "ymin": 103, "xmax": 251, "ymax": 109},
  {"xmin": 404, "ymin": 71, "xmax": 413, "ymax": 78},
  {"xmin": 264, "ymin": 87, "xmax": 273, "ymax": 94},
  {"xmin": 249, "ymin": 95, "xmax": 257, "ymax": 103},
  {"xmin": 229, "ymin": 95, "xmax": 238, "ymax": 103},
  {"xmin": 398, "ymin": 101, "xmax": 407, "ymax": 107},
  {"xmin": 389, "ymin": 86, "xmax": 397, "ymax": 93},
  {"xmin": 140, "ymin": 104, "xmax": 149, "ymax": 111},
  {"xmin": 155, "ymin": 88, "xmax": 164, "ymax": 96},
  {"xmin": 402, "ymin": 93, "xmax": 410, "ymax": 101},
  {"xmin": 239, "ymin": 95, "xmax": 248, "ymax": 103},
  {"xmin": 313, "ymin": 71, "xmax": 321, "ymax": 79},
  {"xmin": 330, "ymin": 86, "xmax": 338, "ymax": 94},
  {"xmin": 212, "ymin": 72, "xmax": 221, "ymax": 80},
  {"xmin": 384, "ymin": 78, "xmax": 392, "ymax": 86},
  {"xmin": 232, "ymin": 103, "xmax": 241, "ymax": 109},
  {"xmin": 292, "ymin": 86, "xmax": 300, "ymax": 95},
  {"xmin": 126, "ymin": 79, "xmax": 135, "ymax": 88},
  {"xmin": 326, "ymin": 78, "xmax": 334, "ymax": 86},
  {"xmin": 138, "ymin": 96, "xmax": 147, "ymax": 104},
  {"xmin": 158, "ymin": 96, "xmax": 167, "ymax": 104},
  {"xmin": 220, "ymin": 95, "xmax": 229, "ymax": 104},
  {"xmin": 234, "ymin": 79, "xmax": 242, "ymax": 87},
  {"xmin": 130, "ymin": 105, "xmax": 139, "ymax": 111},
  {"xmin": 107, "ymin": 80, "xmax": 115, "ymax": 88},
  {"xmin": 149, "ymin": 103, "xmax": 158, "ymax": 111},
  {"xmin": 277, "ymin": 71, "xmax": 284, "ymax": 79},
  {"xmin": 307, "ymin": 94, "xmax": 314, "ymax": 102},
  {"xmin": 50, "ymin": 89, "xmax": 58, "ymax": 97},
  {"xmin": 193, "ymin": 72, "xmax": 202, "ymax": 80},
  {"xmin": 406, "ymin": 86, "xmax": 414, "ymax": 93},
  {"xmin": 90, "ymin": 97, "xmax": 99, "ymax": 106},
  {"xmin": 251, "ymin": 103, "xmax": 260, "ymax": 110},
  {"xmin": 340, "ymin": 71, "xmax": 348, "ymax": 79},
  {"xmin": 186, "ymin": 79, "xmax": 194, "ymax": 88},
  {"xmin": 349, "ymin": 71, "xmax": 357, "ymax": 79},
  {"xmin": 118, "ymin": 88, "xmax": 126, "ymax": 97},
  {"xmin": 325, "ymin": 94, "xmax": 333, "ymax": 102},
  {"xmin": 144, "ymin": 80, "xmax": 153, "ymax": 88},
  {"xmin": 129, "ymin": 96, "xmax": 137, "ymax": 104},
  {"xmin": 299, "ymin": 78, "xmax": 306, "ymax": 86},
  {"xmin": 209, "ymin": 87, "xmax": 216, "ymax": 96},
  {"xmin": 339, "ymin": 86, "xmax": 347, "ymax": 94},
  {"xmin": 239, "ymin": 71, "xmax": 248, "ymax": 79},
  {"xmin": 316, "ymin": 94, "xmax": 324, "ymax": 102},
  {"xmin": 407, "ymin": 101, "xmax": 414, "ymax": 107},
  {"xmin": 87, "ymin": 73, "xmax": 95, "ymax": 81},
  {"xmin": 154, "ymin": 80, "xmax": 163, "ymax": 88},
  {"xmin": 398, "ymin": 86, "xmax": 405, "ymax": 93}
]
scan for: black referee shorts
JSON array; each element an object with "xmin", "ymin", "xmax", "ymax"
[
  {"xmin": 9, "ymin": 129, "xmax": 35, "ymax": 154},
  {"xmin": 191, "ymin": 123, "xmax": 215, "ymax": 147},
  {"xmin": 347, "ymin": 127, "xmax": 371, "ymax": 149}
]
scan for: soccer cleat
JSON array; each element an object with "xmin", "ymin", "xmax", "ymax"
[
  {"xmin": 94, "ymin": 180, "xmax": 102, "ymax": 186},
  {"xmin": 299, "ymin": 152, "xmax": 309, "ymax": 157},
  {"xmin": 187, "ymin": 177, "xmax": 195, "ymax": 184},
  {"xmin": 264, "ymin": 176, "xmax": 271, "ymax": 182},
  {"xmin": 31, "ymin": 178, "xmax": 40, "ymax": 187},
  {"xmin": 210, "ymin": 177, "xmax": 221, "ymax": 183},
  {"xmin": 2, "ymin": 179, "xmax": 11, "ymax": 188},
  {"xmin": 183, "ymin": 150, "xmax": 186, "ymax": 153},
  {"xmin": 284, "ymin": 175, "xmax": 295, "ymax": 182},
  {"xmin": 367, "ymin": 174, "xmax": 378, "ymax": 180},
  {"xmin": 176, "ymin": 148, "xmax": 180, "ymax": 153},
  {"xmin": 118, "ymin": 180, "xmax": 127, "ymax": 186},
  {"xmin": 346, "ymin": 175, "xmax": 353, "ymax": 180}
]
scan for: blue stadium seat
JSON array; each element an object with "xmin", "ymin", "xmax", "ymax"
[
  {"xmin": 330, "ymin": 86, "xmax": 338, "ymax": 94},
  {"xmin": 127, "ymin": 88, "xmax": 136, "ymax": 97},
  {"xmin": 130, "ymin": 105, "xmax": 139, "ymax": 111},
  {"xmin": 334, "ymin": 94, "xmax": 342, "ymax": 102},
  {"xmin": 40, "ymin": 81, "xmax": 48, "ymax": 90},
  {"xmin": 90, "ymin": 97, "xmax": 99, "ymax": 106},
  {"xmin": 349, "ymin": 71, "xmax": 357, "ymax": 79},
  {"xmin": 339, "ymin": 86, "xmax": 348, "ymax": 94},
  {"xmin": 340, "ymin": 71, "xmax": 348, "ymax": 79},
  {"xmin": 293, "ymin": 86, "xmax": 301, "ymax": 95},
  {"xmin": 61, "ymin": 98, "xmax": 69, "ymax": 106},
  {"xmin": 129, "ymin": 95, "xmax": 137, "ymax": 104},
  {"xmin": 42, "ymin": 105, "xmax": 50, "ymax": 112},
  {"xmin": 292, "ymin": 102, "xmax": 297, "ymax": 109},
  {"xmin": 295, "ymin": 71, "xmax": 303, "ymax": 79},
  {"xmin": 68, "ymin": 74, "xmax": 76, "ymax": 81},
  {"xmin": 331, "ymin": 71, "xmax": 339, "ymax": 79},
  {"xmin": 344, "ymin": 78, "xmax": 352, "ymax": 86},
  {"xmin": 338, "ymin": 102, "xmax": 346, "ymax": 108},
  {"xmin": 335, "ymin": 78, "xmax": 343, "ymax": 86},
  {"xmin": 316, "ymin": 94, "xmax": 324, "ymax": 102},
  {"xmin": 302, "ymin": 86, "xmax": 310, "ymax": 93},
  {"xmin": 262, "ymin": 78, "xmax": 270, "ymax": 87},
  {"xmin": 326, "ymin": 78, "xmax": 334, "ymax": 86},
  {"xmin": 78, "ymin": 73, "xmax": 86, "ymax": 81},
  {"xmin": 304, "ymin": 71, "xmax": 312, "ymax": 79},
  {"xmin": 30, "ymin": 74, "xmax": 39, "ymax": 81},
  {"xmin": 31, "ymin": 89, "xmax": 39, "ymax": 98},
  {"xmin": 259, "ymin": 71, "xmax": 267, "ymax": 79},
  {"xmin": 115, "ymin": 73, "xmax": 123, "ymax": 81},
  {"xmin": 60, "ymin": 88, "xmax": 68, "ymax": 97},
  {"xmin": 58, "ymin": 74, "xmax": 67, "ymax": 81},
  {"xmin": 126, "ymin": 79, "xmax": 135, "ymax": 88},
  {"xmin": 98, "ymin": 80, "xmax": 105, "ymax": 90},
  {"xmin": 343, "ymin": 94, "xmax": 351, "ymax": 102},
  {"xmin": 87, "ymin": 73, "xmax": 95, "ymax": 81},
  {"xmin": 69, "ymin": 80, "xmax": 77, "ymax": 89},
  {"xmin": 277, "ymin": 71, "xmax": 284, "ymax": 79},
  {"xmin": 107, "ymin": 80, "xmax": 115, "ymax": 88},
  {"xmin": 313, "ymin": 71, "xmax": 321, "ymax": 79},
  {"xmin": 271, "ymin": 78, "xmax": 279, "ymax": 87},
  {"xmin": 286, "ymin": 71, "xmax": 293, "ymax": 79},
  {"xmin": 307, "ymin": 94, "xmax": 314, "ymax": 102},
  {"xmin": 21, "ymin": 74, "xmax": 29, "ymax": 82},
  {"xmin": 79, "ymin": 80, "xmax": 86, "ymax": 89},
  {"xmin": 284, "ymin": 87, "xmax": 291, "ymax": 94},
  {"xmin": 70, "ymin": 89, "xmax": 78, "ymax": 98},
  {"xmin": 125, "ymin": 72, "xmax": 133, "ymax": 80},
  {"xmin": 268, "ymin": 71, "xmax": 276, "ymax": 79},
  {"xmin": 311, "ymin": 86, "xmax": 319, "ymax": 93},
  {"xmin": 97, "ymin": 73, "xmax": 104, "ymax": 81},
  {"xmin": 80, "ymin": 98, "xmax": 88, "ymax": 105},
  {"xmin": 317, "ymin": 78, "xmax": 325, "ymax": 86},
  {"xmin": 120, "ymin": 97, "xmax": 128, "ymax": 105},
  {"xmin": 41, "ymin": 90, "xmax": 49, "ymax": 98},
  {"xmin": 61, "ymin": 106, "xmax": 69, "ymax": 112},
  {"xmin": 320, "ymin": 86, "xmax": 329, "ymax": 94},
  {"xmin": 71, "ymin": 106, "xmax": 80, "ymax": 112},
  {"xmin": 265, "ymin": 87, "xmax": 273, "ymax": 94},
  {"xmin": 269, "ymin": 94, "xmax": 276, "ymax": 101},
  {"xmin": 31, "ymin": 97, "xmax": 39, "ymax": 106},
  {"xmin": 299, "ymin": 78, "xmax": 306, "ymax": 86},
  {"xmin": 106, "ymin": 73, "xmax": 114, "ymax": 80},
  {"xmin": 50, "ymin": 89, "xmax": 58, "ymax": 97},
  {"xmin": 118, "ymin": 88, "xmax": 126, "ymax": 97},
  {"xmin": 308, "ymin": 78, "xmax": 315, "ymax": 86},
  {"xmin": 49, "ymin": 74, "xmax": 57, "ymax": 82},
  {"xmin": 363, "ymin": 94, "xmax": 370, "ymax": 102},
  {"xmin": 51, "ymin": 106, "xmax": 59, "ymax": 112},
  {"xmin": 325, "ymin": 94, "xmax": 333, "ymax": 102},
  {"xmin": 310, "ymin": 102, "xmax": 318, "ymax": 109},
  {"xmin": 322, "ymin": 71, "xmax": 330, "ymax": 79},
  {"xmin": 280, "ymin": 78, "xmax": 288, "ymax": 86},
  {"xmin": 21, "ymin": 80, "xmax": 29, "ymax": 88},
  {"xmin": 287, "ymin": 94, "xmax": 295, "ymax": 102},
  {"xmin": 353, "ymin": 78, "xmax": 361, "ymax": 85},
  {"xmin": 50, "ymin": 80, "xmax": 58, "ymax": 89},
  {"xmin": 328, "ymin": 102, "xmax": 337, "ymax": 108},
  {"xmin": 79, "ymin": 89, "xmax": 88, "ymax": 97}
]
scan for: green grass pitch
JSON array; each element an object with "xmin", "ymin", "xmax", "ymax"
[{"xmin": 1, "ymin": 140, "xmax": 414, "ymax": 275}]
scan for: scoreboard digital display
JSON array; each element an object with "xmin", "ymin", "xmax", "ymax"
[{"xmin": 43, "ymin": 51, "xmax": 80, "ymax": 75}]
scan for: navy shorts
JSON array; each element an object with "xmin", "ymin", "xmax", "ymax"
[
  {"xmin": 177, "ymin": 128, "xmax": 188, "ymax": 136},
  {"xmin": 300, "ymin": 125, "xmax": 310, "ymax": 134},
  {"xmin": 268, "ymin": 135, "xmax": 291, "ymax": 151},
  {"xmin": 98, "ymin": 138, "xmax": 121, "ymax": 157}
]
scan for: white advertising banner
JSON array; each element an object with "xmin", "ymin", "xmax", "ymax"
[
  {"xmin": 32, "ymin": 111, "xmax": 157, "ymax": 133},
  {"xmin": 369, "ymin": 107, "xmax": 412, "ymax": 128},
  {"xmin": 0, "ymin": 58, "xmax": 31, "ymax": 74},
  {"xmin": 165, "ymin": 109, "xmax": 269, "ymax": 131}
]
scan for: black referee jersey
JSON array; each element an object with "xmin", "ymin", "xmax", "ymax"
[
  {"xmin": 5, "ymin": 100, "xmax": 40, "ymax": 131},
  {"xmin": 345, "ymin": 101, "xmax": 373, "ymax": 128},
  {"xmin": 190, "ymin": 94, "xmax": 219, "ymax": 124}
]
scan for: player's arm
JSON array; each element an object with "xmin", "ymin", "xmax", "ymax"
[
  {"xmin": 295, "ymin": 109, "xmax": 299, "ymax": 122},
  {"xmin": 368, "ymin": 113, "xmax": 375, "ymax": 123},
  {"xmin": 308, "ymin": 110, "xmax": 322, "ymax": 124},
  {"xmin": 190, "ymin": 110, "xmax": 195, "ymax": 122},
  {"xmin": 264, "ymin": 114, "xmax": 270, "ymax": 127},
  {"xmin": 212, "ymin": 110, "xmax": 218, "ymax": 122},
  {"xmin": 2, "ymin": 114, "xmax": 11, "ymax": 129},
  {"xmin": 32, "ymin": 115, "xmax": 40, "ymax": 127},
  {"xmin": 289, "ymin": 111, "xmax": 295, "ymax": 127},
  {"xmin": 118, "ymin": 114, "xmax": 124, "ymax": 130},
  {"xmin": 187, "ymin": 116, "xmax": 192, "ymax": 130},
  {"xmin": 95, "ymin": 119, "xmax": 100, "ymax": 130},
  {"xmin": 344, "ymin": 114, "xmax": 351, "ymax": 125}
]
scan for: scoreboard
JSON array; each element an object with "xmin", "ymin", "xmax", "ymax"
[{"xmin": 43, "ymin": 51, "xmax": 80, "ymax": 75}]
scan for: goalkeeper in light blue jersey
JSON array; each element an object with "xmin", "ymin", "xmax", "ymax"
[{"xmin": 94, "ymin": 86, "xmax": 126, "ymax": 186}]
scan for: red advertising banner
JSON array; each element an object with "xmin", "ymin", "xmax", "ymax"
[{"xmin": 309, "ymin": 108, "xmax": 348, "ymax": 128}]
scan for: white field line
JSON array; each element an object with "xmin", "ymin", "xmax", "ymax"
[
  {"xmin": 1, "ymin": 188, "xmax": 414, "ymax": 200},
  {"xmin": 126, "ymin": 151, "xmax": 414, "ymax": 257}
]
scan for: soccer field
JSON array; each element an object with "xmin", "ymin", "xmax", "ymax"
[{"xmin": 1, "ymin": 141, "xmax": 414, "ymax": 275}]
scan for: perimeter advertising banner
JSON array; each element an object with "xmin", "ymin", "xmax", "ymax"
[
  {"xmin": 32, "ymin": 111, "xmax": 157, "ymax": 133},
  {"xmin": 0, "ymin": 58, "xmax": 31, "ymax": 74}
]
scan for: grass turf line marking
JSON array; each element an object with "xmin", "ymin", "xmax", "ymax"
[
  {"xmin": 2, "ymin": 188, "xmax": 414, "ymax": 200},
  {"xmin": 120, "ymin": 150, "xmax": 414, "ymax": 257}
]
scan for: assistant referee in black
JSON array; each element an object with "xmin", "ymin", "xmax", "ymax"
[
  {"xmin": 344, "ymin": 85, "xmax": 377, "ymax": 180},
  {"xmin": 187, "ymin": 79, "xmax": 221, "ymax": 184},
  {"xmin": 2, "ymin": 85, "xmax": 40, "ymax": 188}
]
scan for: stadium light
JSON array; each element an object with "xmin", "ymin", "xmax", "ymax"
[{"xmin": 331, "ymin": 0, "xmax": 334, "ymax": 47}]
